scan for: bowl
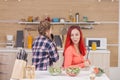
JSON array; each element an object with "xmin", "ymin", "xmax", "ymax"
[
  {"xmin": 66, "ymin": 66, "xmax": 80, "ymax": 77},
  {"xmin": 93, "ymin": 67, "xmax": 104, "ymax": 77},
  {"xmin": 48, "ymin": 66, "xmax": 62, "ymax": 76}
]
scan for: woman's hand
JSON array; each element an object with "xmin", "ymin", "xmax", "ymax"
[{"xmin": 84, "ymin": 59, "xmax": 91, "ymax": 67}]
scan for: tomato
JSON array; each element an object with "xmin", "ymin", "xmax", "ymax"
[{"xmin": 93, "ymin": 67, "xmax": 99, "ymax": 74}]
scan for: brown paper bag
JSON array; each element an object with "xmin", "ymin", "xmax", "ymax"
[
  {"xmin": 11, "ymin": 59, "xmax": 27, "ymax": 80},
  {"xmin": 25, "ymin": 65, "xmax": 35, "ymax": 79}
]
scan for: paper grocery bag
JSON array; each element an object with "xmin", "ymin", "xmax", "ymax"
[
  {"xmin": 25, "ymin": 65, "xmax": 35, "ymax": 79},
  {"xmin": 11, "ymin": 59, "xmax": 27, "ymax": 80}
]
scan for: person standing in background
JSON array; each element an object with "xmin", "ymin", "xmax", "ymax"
[
  {"xmin": 32, "ymin": 20, "xmax": 59, "ymax": 70},
  {"xmin": 63, "ymin": 25, "xmax": 90, "ymax": 68}
]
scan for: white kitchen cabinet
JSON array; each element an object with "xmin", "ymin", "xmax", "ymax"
[
  {"xmin": 88, "ymin": 50, "xmax": 110, "ymax": 76},
  {"xmin": 0, "ymin": 53, "xmax": 17, "ymax": 80}
]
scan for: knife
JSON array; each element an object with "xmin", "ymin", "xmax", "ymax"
[{"xmin": 86, "ymin": 46, "xmax": 90, "ymax": 59}]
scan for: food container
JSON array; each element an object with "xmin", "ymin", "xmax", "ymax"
[
  {"xmin": 52, "ymin": 18, "xmax": 60, "ymax": 22},
  {"xmin": 60, "ymin": 18, "xmax": 65, "ymax": 23},
  {"xmin": 83, "ymin": 16, "xmax": 88, "ymax": 22}
]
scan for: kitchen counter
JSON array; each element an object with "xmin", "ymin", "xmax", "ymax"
[
  {"xmin": 0, "ymin": 48, "xmax": 110, "ymax": 54},
  {"xmin": 0, "ymin": 48, "xmax": 32, "ymax": 53},
  {"xmin": 21, "ymin": 70, "xmax": 110, "ymax": 80},
  {"xmin": 0, "ymin": 48, "xmax": 110, "ymax": 79}
]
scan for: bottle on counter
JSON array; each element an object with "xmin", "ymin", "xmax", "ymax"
[
  {"xmin": 68, "ymin": 9, "xmax": 73, "ymax": 22},
  {"xmin": 91, "ymin": 42, "xmax": 97, "ymax": 50},
  {"xmin": 75, "ymin": 12, "xmax": 80, "ymax": 22},
  {"xmin": 27, "ymin": 33, "xmax": 33, "ymax": 49}
]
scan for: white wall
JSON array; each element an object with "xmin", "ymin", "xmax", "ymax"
[{"xmin": 118, "ymin": 1, "xmax": 120, "ymax": 67}]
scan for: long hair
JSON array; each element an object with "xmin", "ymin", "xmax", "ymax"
[{"xmin": 64, "ymin": 25, "xmax": 86, "ymax": 56}]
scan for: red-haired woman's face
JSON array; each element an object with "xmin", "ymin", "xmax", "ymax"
[{"xmin": 70, "ymin": 28, "xmax": 80, "ymax": 45}]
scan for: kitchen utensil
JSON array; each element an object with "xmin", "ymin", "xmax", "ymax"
[
  {"xmin": 60, "ymin": 27, "xmax": 67, "ymax": 35},
  {"xmin": 86, "ymin": 46, "xmax": 90, "ymax": 59},
  {"xmin": 17, "ymin": 49, "xmax": 28, "ymax": 61}
]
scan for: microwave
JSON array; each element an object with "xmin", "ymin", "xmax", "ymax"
[{"xmin": 85, "ymin": 38, "xmax": 107, "ymax": 50}]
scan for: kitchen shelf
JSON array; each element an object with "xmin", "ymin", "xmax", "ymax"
[
  {"xmin": 0, "ymin": 20, "xmax": 118, "ymax": 29},
  {"xmin": 18, "ymin": 21, "xmax": 100, "ymax": 25},
  {"xmin": 18, "ymin": 21, "xmax": 118, "ymax": 25},
  {"xmin": 0, "ymin": 20, "xmax": 118, "ymax": 24},
  {"xmin": 18, "ymin": 21, "xmax": 118, "ymax": 30},
  {"xmin": 0, "ymin": 20, "xmax": 118, "ymax": 25}
]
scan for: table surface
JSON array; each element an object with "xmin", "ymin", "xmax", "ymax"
[{"xmin": 22, "ymin": 69, "xmax": 110, "ymax": 80}]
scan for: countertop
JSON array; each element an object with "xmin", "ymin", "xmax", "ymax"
[
  {"xmin": 0, "ymin": 48, "xmax": 63, "ymax": 53},
  {"xmin": 0, "ymin": 48, "xmax": 32, "ymax": 53},
  {"xmin": 0, "ymin": 48, "xmax": 110, "ymax": 53},
  {"xmin": 21, "ymin": 70, "xmax": 110, "ymax": 80}
]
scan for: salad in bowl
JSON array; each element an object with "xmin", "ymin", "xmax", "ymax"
[
  {"xmin": 48, "ymin": 66, "xmax": 62, "ymax": 76},
  {"xmin": 91, "ymin": 66, "xmax": 104, "ymax": 77},
  {"xmin": 65, "ymin": 66, "xmax": 80, "ymax": 77}
]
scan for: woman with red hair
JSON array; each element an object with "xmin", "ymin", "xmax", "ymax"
[{"xmin": 63, "ymin": 25, "xmax": 90, "ymax": 68}]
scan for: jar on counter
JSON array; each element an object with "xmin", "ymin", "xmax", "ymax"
[
  {"xmin": 83, "ymin": 16, "xmax": 88, "ymax": 22},
  {"xmin": 28, "ymin": 16, "xmax": 33, "ymax": 22}
]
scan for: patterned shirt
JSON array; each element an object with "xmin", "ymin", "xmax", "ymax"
[{"xmin": 32, "ymin": 35, "xmax": 59, "ymax": 70}]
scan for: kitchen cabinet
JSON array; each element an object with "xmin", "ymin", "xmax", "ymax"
[
  {"xmin": 0, "ymin": 49, "xmax": 33, "ymax": 80},
  {"xmin": 0, "ymin": 53, "xmax": 17, "ymax": 80},
  {"xmin": 0, "ymin": 49, "xmax": 110, "ymax": 80},
  {"xmin": 88, "ymin": 50, "xmax": 110, "ymax": 76}
]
